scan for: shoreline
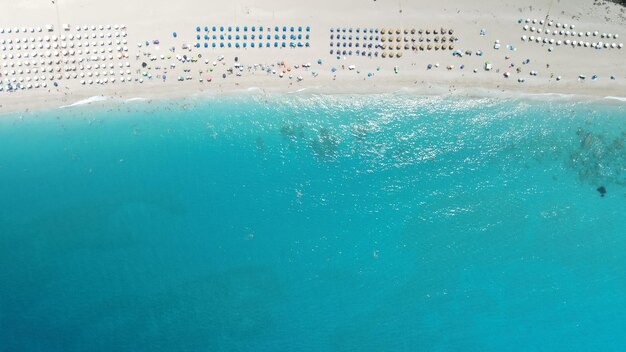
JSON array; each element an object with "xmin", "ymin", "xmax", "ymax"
[{"xmin": 2, "ymin": 83, "xmax": 624, "ymax": 117}]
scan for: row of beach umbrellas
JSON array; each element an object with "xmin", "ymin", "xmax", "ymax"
[
  {"xmin": 196, "ymin": 26, "xmax": 310, "ymax": 32},
  {"xmin": 523, "ymin": 25, "xmax": 620, "ymax": 39},
  {"xmin": 380, "ymin": 28, "xmax": 454, "ymax": 35},
  {"xmin": 192, "ymin": 41, "xmax": 310, "ymax": 48},
  {"xmin": 0, "ymin": 32, "xmax": 127, "ymax": 44},
  {"xmin": 520, "ymin": 35, "xmax": 623, "ymax": 49},
  {"xmin": 196, "ymin": 33, "xmax": 310, "ymax": 40}
]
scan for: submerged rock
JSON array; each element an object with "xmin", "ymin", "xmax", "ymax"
[{"xmin": 597, "ymin": 186, "xmax": 607, "ymax": 197}]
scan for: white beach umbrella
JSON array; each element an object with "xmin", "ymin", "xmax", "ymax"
[
  {"xmin": 523, "ymin": 25, "xmax": 529, "ymax": 30},
  {"xmin": 521, "ymin": 35, "xmax": 527, "ymax": 41}
]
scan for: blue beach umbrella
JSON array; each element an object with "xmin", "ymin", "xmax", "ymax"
[
  {"xmin": 220, "ymin": 34, "xmax": 224, "ymax": 40},
  {"xmin": 236, "ymin": 26, "xmax": 240, "ymax": 31},
  {"xmin": 259, "ymin": 26, "xmax": 263, "ymax": 31},
  {"xmin": 251, "ymin": 26, "xmax": 256, "ymax": 32},
  {"xmin": 220, "ymin": 42, "xmax": 224, "ymax": 47},
  {"xmin": 228, "ymin": 42, "xmax": 232, "ymax": 47},
  {"xmin": 244, "ymin": 26, "xmax": 248, "ymax": 31},
  {"xmin": 212, "ymin": 26, "xmax": 216, "ymax": 31},
  {"xmin": 220, "ymin": 26, "xmax": 224, "ymax": 31},
  {"xmin": 235, "ymin": 42, "xmax": 239, "ymax": 48},
  {"xmin": 228, "ymin": 34, "xmax": 232, "ymax": 40},
  {"xmin": 212, "ymin": 34, "xmax": 217, "ymax": 39},
  {"xmin": 204, "ymin": 26, "xmax": 208, "ymax": 31},
  {"xmin": 330, "ymin": 49, "xmax": 334, "ymax": 54},
  {"xmin": 306, "ymin": 34, "xmax": 309, "ymax": 39},
  {"xmin": 196, "ymin": 34, "xmax": 201, "ymax": 40},
  {"xmin": 228, "ymin": 26, "xmax": 232, "ymax": 31},
  {"xmin": 212, "ymin": 42, "xmax": 216, "ymax": 47},
  {"xmin": 251, "ymin": 42, "xmax": 255, "ymax": 47},
  {"xmin": 204, "ymin": 42, "xmax": 208, "ymax": 48},
  {"xmin": 274, "ymin": 41, "xmax": 278, "ymax": 47},
  {"xmin": 259, "ymin": 42, "xmax": 263, "ymax": 47},
  {"xmin": 305, "ymin": 42, "xmax": 309, "ymax": 47},
  {"xmin": 236, "ymin": 34, "xmax": 240, "ymax": 40},
  {"xmin": 173, "ymin": 32, "xmax": 177, "ymax": 37},
  {"xmin": 243, "ymin": 42, "xmax": 247, "ymax": 47},
  {"xmin": 196, "ymin": 26, "xmax": 201, "ymax": 31},
  {"xmin": 243, "ymin": 34, "xmax": 247, "ymax": 40},
  {"xmin": 306, "ymin": 26, "xmax": 310, "ymax": 32},
  {"xmin": 283, "ymin": 26, "xmax": 287, "ymax": 32},
  {"xmin": 275, "ymin": 26, "xmax": 279, "ymax": 31},
  {"xmin": 290, "ymin": 26, "xmax": 294, "ymax": 32},
  {"xmin": 298, "ymin": 26, "xmax": 302, "ymax": 32},
  {"xmin": 204, "ymin": 34, "xmax": 209, "ymax": 40}
]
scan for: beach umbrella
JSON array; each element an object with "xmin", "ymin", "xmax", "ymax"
[
  {"xmin": 381, "ymin": 51, "xmax": 387, "ymax": 58},
  {"xmin": 411, "ymin": 29, "xmax": 416, "ymax": 34},
  {"xmin": 395, "ymin": 28, "xmax": 401, "ymax": 34},
  {"xmin": 381, "ymin": 28, "xmax": 386, "ymax": 34},
  {"xmin": 427, "ymin": 44, "xmax": 432, "ymax": 50}
]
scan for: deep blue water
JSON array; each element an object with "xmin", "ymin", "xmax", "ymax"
[{"xmin": 0, "ymin": 95, "xmax": 625, "ymax": 351}]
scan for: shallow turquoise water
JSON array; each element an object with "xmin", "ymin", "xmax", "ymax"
[{"xmin": 0, "ymin": 95, "xmax": 625, "ymax": 351}]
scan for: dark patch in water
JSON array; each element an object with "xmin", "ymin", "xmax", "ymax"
[
  {"xmin": 570, "ymin": 127, "xmax": 626, "ymax": 187},
  {"xmin": 309, "ymin": 127, "xmax": 341, "ymax": 160},
  {"xmin": 597, "ymin": 186, "xmax": 607, "ymax": 197}
]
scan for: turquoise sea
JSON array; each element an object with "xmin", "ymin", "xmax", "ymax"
[{"xmin": 0, "ymin": 94, "xmax": 625, "ymax": 351}]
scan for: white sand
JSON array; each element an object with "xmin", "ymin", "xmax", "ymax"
[{"xmin": 0, "ymin": 0, "xmax": 625, "ymax": 112}]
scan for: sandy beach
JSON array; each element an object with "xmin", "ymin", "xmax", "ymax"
[{"xmin": 1, "ymin": 0, "xmax": 625, "ymax": 112}]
